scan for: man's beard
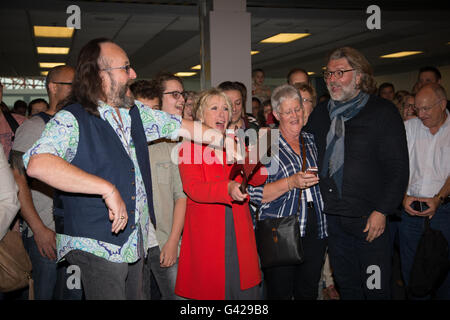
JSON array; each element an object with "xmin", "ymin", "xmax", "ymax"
[
  {"xmin": 109, "ymin": 78, "xmax": 135, "ymax": 109},
  {"xmin": 327, "ymin": 74, "xmax": 359, "ymax": 102}
]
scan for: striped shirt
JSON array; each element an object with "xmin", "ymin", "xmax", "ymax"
[{"xmin": 247, "ymin": 131, "xmax": 328, "ymax": 239}]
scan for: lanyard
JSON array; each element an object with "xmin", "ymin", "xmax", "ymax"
[{"xmin": 111, "ymin": 109, "xmax": 132, "ymax": 156}]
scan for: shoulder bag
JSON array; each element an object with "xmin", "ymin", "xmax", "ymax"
[
  {"xmin": 255, "ymin": 135, "xmax": 307, "ymax": 268},
  {"xmin": 0, "ymin": 230, "xmax": 34, "ymax": 299}
]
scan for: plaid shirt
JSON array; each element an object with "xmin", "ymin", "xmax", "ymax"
[{"xmin": 248, "ymin": 131, "xmax": 328, "ymax": 239}]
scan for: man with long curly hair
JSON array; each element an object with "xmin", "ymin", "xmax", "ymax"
[{"xmin": 306, "ymin": 47, "xmax": 409, "ymax": 299}]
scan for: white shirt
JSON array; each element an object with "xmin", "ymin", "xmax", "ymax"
[{"xmin": 405, "ymin": 110, "xmax": 450, "ymax": 198}]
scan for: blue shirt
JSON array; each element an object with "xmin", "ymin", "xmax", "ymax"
[{"xmin": 248, "ymin": 131, "xmax": 328, "ymax": 239}]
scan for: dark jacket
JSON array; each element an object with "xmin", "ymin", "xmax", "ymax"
[{"xmin": 305, "ymin": 94, "xmax": 409, "ymax": 218}]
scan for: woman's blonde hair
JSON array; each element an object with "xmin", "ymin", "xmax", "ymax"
[{"xmin": 193, "ymin": 88, "xmax": 232, "ymax": 122}]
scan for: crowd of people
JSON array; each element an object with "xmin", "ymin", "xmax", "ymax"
[{"xmin": 0, "ymin": 38, "xmax": 449, "ymax": 301}]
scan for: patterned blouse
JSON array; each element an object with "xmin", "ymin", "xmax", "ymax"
[{"xmin": 23, "ymin": 100, "xmax": 182, "ymax": 263}]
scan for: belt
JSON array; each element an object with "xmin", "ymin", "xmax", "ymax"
[{"xmin": 307, "ymin": 201, "xmax": 315, "ymax": 209}]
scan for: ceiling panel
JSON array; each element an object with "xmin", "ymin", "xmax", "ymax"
[{"xmin": 0, "ymin": 0, "xmax": 448, "ymax": 82}]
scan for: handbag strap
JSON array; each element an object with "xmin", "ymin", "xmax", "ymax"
[
  {"xmin": 1, "ymin": 108, "xmax": 20, "ymax": 134},
  {"xmin": 296, "ymin": 134, "xmax": 307, "ymax": 214}
]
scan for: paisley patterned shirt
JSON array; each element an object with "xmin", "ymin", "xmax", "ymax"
[{"xmin": 23, "ymin": 100, "xmax": 182, "ymax": 263}]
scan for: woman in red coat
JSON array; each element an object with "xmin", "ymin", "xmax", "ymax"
[{"xmin": 175, "ymin": 88, "xmax": 267, "ymax": 300}]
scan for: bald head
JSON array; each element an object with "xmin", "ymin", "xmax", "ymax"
[
  {"xmin": 415, "ymin": 83, "xmax": 447, "ymax": 132},
  {"xmin": 46, "ymin": 65, "xmax": 75, "ymax": 92},
  {"xmin": 416, "ymin": 83, "xmax": 447, "ymax": 102},
  {"xmin": 97, "ymin": 41, "xmax": 137, "ymax": 109},
  {"xmin": 46, "ymin": 65, "xmax": 75, "ymax": 112}
]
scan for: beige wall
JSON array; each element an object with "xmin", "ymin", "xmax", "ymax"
[{"xmin": 374, "ymin": 65, "xmax": 450, "ymax": 94}]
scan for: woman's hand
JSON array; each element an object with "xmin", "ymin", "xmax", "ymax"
[
  {"xmin": 228, "ymin": 180, "xmax": 248, "ymax": 202},
  {"xmin": 289, "ymin": 172, "xmax": 320, "ymax": 190}
]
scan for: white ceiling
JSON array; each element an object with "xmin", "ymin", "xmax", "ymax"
[{"xmin": 0, "ymin": 0, "xmax": 449, "ymax": 81}]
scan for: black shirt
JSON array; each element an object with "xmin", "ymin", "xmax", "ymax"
[{"xmin": 305, "ymin": 94, "xmax": 409, "ymax": 218}]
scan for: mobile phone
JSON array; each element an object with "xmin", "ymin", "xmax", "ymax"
[
  {"xmin": 305, "ymin": 167, "xmax": 318, "ymax": 176},
  {"xmin": 411, "ymin": 201, "xmax": 429, "ymax": 212}
]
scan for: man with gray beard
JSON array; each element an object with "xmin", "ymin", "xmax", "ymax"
[
  {"xmin": 305, "ymin": 47, "xmax": 409, "ymax": 299},
  {"xmin": 22, "ymin": 38, "xmax": 239, "ymax": 300}
]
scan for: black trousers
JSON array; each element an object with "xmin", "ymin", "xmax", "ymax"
[
  {"xmin": 262, "ymin": 207, "xmax": 327, "ymax": 300},
  {"xmin": 327, "ymin": 214, "xmax": 391, "ymax": 300}
]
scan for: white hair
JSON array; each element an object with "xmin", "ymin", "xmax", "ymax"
[{"xmin": 271, "ymin": 84, "xmax": 303, "ymax": 113}]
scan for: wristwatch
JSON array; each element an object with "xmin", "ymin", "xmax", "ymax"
[{"xmin": 434, "ymin": 193, "xmax": 445, "ymax": 205}]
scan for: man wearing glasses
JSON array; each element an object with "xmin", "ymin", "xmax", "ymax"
[
  {"xmin": 10, "ymin": 65, "xmax": 77, "ymax": 300},
  {"xmin": 22, "ymin": 38, "xmax": 238, "ymax": 300},
  {"xmin": 305, "ymin": 47, "xmax": 409, "ymax": 299},
  {"xmin": 400, "ymin": 83, "xmax": 450, "ymax": 299}
]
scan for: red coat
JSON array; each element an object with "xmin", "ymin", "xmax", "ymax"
[{"xmin": 175, "ymin": 141, "xmax": 267, "ymax": 300}]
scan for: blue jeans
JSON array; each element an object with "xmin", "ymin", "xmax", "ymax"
[
  {"xmin": 327, "ymin": 214, "xmax": 392, "ymax": 300},
  {"xmin": 144, "ymin": 246, "xmax": 184, "ymax": 300},
  {"xmin": 399, "ymin": 204, "xmax": 450, "ymax": 299},
  {"xmin": 23, "ymin": 235, "xmax": 57, "ymax": 300}
]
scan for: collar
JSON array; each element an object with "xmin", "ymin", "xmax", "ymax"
[{"xmin": 98, "ymin": 100, "xmax": 139, "ymax": 117}]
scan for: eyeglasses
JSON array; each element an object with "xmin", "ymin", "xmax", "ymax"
[
  {"xmin": 278, "ymin": 106, "xmax": 303, "ymax": 116},
  {"xmin": 404, "ymin": 103, "xmax": 415, "ymax": 109},
  {"xmin": 51, "ymin": 81, "xmax": 72, "ymax": 85},
  {"xmin": 323, "ymin": 69, "xmax": 355, "ymax": 79},
  {"xmin": 163, "ymin": 91, "xmax": 187, "ymax": 100},
  {"xmin": 302, "ymin": 98, "xmax": 313, "ymax": 104},
  {"xmin": 100, "ymin": 64, "xmax": 132, "ymax": 74},
  {"xmin": 413, "ymin": 99, "xmax": 444, "ymax": 113}
]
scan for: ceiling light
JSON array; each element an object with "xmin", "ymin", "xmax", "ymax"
[
  {"xmin": 251, "ymin": 51, "xmax": 260, "ymax": 55},
  {"xmin": 307, "ymin": 72, "xmax": 315, "ymax": 75},
  {"xmin": 380, "ymin": 51, "xmax": 423, "ymax": 58},
  {"xmin": 41, "ymin": 71, "xmax": 49, "ymax": 76},
  {"xmin": 37, "ymin": 47, "xmax": 70, "ymax": 54},
  {"xmin": 260, "ymin": 33, "xmax": 311, "ymax": 44},
  {"xmin": 191, "ymin": 65, "xmax": 201, "ymax": 70},
  {"xmin": 39, "ymin": 62, "xmax": 66, "ymax": 68},
  {"xmin": 174, "ymin": 72, "xmax": 197, "ymax": 77},
  {"xmin": 34, "ymin": 26, "xmax": 74, "ymax": 38}
]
